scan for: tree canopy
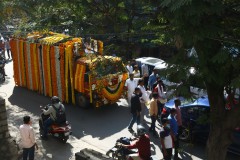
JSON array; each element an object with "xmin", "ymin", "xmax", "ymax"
[{"xmin": 2, "ymin": 0, "xmax": 240, "ymax": 159}]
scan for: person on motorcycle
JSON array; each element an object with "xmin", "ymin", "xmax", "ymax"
[
  {"xmin": 120, "ymin": 125, "xmax": 151, "ymax": 160},
  {"xmin": 41, "ymin": 96, "xmax": 66, "ymax": 139}
]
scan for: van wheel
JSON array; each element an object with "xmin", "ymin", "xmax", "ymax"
[{"xmin": 76, "ymin": 93, "xmax": 90, "ymax": 108}]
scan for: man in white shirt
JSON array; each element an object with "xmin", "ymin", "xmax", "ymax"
[
  {"xmin": 19, "ymin": 116, "xmax": 38, "ymax": 160},
  {"xmin": 125, "ymin": 73, "xmax": 139, "ymax": 106},
  {"xmin": 132, "ymin": 65, "xmax": 140, "ymax": 78},
  {"xmin": 141, "ymin": 64, "xmax": 149, "ymax": 77},
  {"xmin": 138, "ymin": 79, "xmax": 150, "ymax": 122},
  {"xmin": 126, "ymin": 61, "xmax": 133, "ymax": 74}
]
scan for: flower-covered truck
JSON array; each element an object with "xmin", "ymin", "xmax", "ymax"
[{"xmin": 10, "ymin": 32, "xmax": 128, "ymax": 108}]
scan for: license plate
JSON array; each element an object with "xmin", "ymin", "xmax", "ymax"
[{"xmin": 64, "ymin": 132, "xmax": 70, "ymax": 136}]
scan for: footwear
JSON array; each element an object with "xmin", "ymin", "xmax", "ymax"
[{"xmin": 128, "ymin": 128, "xmax": 134, "ymax": 133}]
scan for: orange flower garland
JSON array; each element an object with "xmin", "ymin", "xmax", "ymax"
[
  {"xmin": 24, "ymin": 42, "xmax": 30, "ymax": 89},
  {"xmin": 50, "ymin": 46, "xmax": 58, "ymax": 97},
  {"xmin": 10, "ymin": 39, "xmax": 20, "ymax": 85},
  {"xmin": 59, "ymin": 44, "xmax": 66, "ymax": 102}
]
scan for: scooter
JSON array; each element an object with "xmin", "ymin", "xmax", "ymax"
[{"xmin": 39, "ymin": 105, "xmax": 72, "ymax": 143}]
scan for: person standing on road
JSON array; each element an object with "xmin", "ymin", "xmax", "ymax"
[
  {"xmin": 19, "ymin": 116, "xmax": 38, "ymax": 160},
  {"xmin": 148, "ymin": 69, "xmax": 158, "ymax": 91},
  {"xmin": 126, "ymin": 61, "xmax": 133, "ymax": 74},
  {"xmin": 138, "ymin": 79, "xmax": 150, "ymax": 123},
  {"xmin": 132, "ymin": 65, "xmax": 140, "ymax": 78},
  {"xmin": 125, "ymin": 73, "xmax": 139, "ymax": 106},
  {"xmin": 168, "ymin": 108, "xmax": 180, "ymax": 160},
  {"xmin": 174, "ymin": 99, "xmax": 182, "ymax": 137},
  {"xmin": 148, "ymin": 92, "xmax": 158, "ymax": 137},
  {"xmin": 160, "ymin": 118, "xmax": 173, "ymax": 160},
  {"xmin": 127, "ymin": 87, "xmax": 142, "ymax": 133}
]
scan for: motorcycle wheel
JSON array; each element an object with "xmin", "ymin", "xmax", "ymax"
[
  {"xmin": 179, "ymin": 126, "xmax": 190, "ymax": 142},
  {"xmin": 62, "ymin": 136, "xmax": 68, "ymax": 143},
  {"xmin": 60, "ymin": 133, "xmax": 69, "ymax": 143},
  {"xmin": 106, "ymin": 150, "xmax": 117, "ymax": 159}
]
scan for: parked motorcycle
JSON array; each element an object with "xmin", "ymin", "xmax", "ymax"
[{"xmin": 39, "ymin": 105, "xmax": 72, "ymax": 143}]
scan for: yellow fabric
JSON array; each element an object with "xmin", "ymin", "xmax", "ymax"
[{"xmin": 149, "ymin": 99, "xmax": 158, "ymax": 116}]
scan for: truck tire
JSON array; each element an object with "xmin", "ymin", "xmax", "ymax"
[{"xmin": 75, "ymin": 93, "xmax": 90, "ymax": 108}]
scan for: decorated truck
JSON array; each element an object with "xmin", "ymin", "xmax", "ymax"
[{"xmin": 10, "ymin": 32, "xmax": 128, "ymax": 108}]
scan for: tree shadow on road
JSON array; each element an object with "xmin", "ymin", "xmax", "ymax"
[{"xmin": 8, "ymin": 86, "xmax": 132, "ymax": 140}]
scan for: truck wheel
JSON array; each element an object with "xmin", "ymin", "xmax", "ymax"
[{"xmin": 76, "ymin": 93, "xmax": 90, "ymax": 108}]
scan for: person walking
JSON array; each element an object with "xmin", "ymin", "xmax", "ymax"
[
  {"xmin": 148, "ymin": 92, "xmax": 159, "ymax": 137},
  {"xmin": 125, "ymin": 73, "xmax": 139, "ymax": 106},
  {"xmin": 168, "ymin": 108, "xmax": 180, "ymax": 160},
  {"xmin": 127, "ymin": 87, "xmax": 142, "ymax": 133},
  {"xmin": 19, "ymin": 116, "xmax": 38, "ymax": 160}
]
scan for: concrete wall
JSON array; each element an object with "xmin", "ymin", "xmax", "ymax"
[{"xmin": 0, "ymin": 96, "xmax": 18, "ymax": 160}]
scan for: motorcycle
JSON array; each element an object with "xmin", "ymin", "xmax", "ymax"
[
  {"xmin": 106, "ymin": 137, "xmax": 138, "ymax": 160},
  {"xmin": 0, "ymin": 50, "xmax": 6, "ymax": 82},
  {"xmin": 106, "ymin": 136, "xmax": 158, "ymax": 160},
  {"xmin": 39, "ymin": 105, "xmax": 72, "ymax": 143}
]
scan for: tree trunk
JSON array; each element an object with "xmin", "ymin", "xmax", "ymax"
[
  {"xmin": 206, "ymin": 125, "xmax": 232, "ymax": 160},
  {"xmin": 206, "ymin": 85, "xmax": 234, "ymax": 160}
]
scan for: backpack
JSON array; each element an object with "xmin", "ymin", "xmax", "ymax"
[{"xmin": 52, "ymin": 104, "xmax": 66, "ymax": 124}]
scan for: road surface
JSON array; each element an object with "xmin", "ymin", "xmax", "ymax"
[{"xmin": 0, "ymin": 58, "xmax": 238, "ymax": 160}]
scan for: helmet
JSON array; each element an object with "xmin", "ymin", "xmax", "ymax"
[
  {"xmin": 51, "ymin": 96, "xmax": 60, "ymax": 104},
  {"xmin": 137, "ymin": 125, "xmax": 146, "ymax": 136}
]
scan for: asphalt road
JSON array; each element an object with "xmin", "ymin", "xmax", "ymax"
[{"xmin": 0, "ymin": 58, "xmax": 239, "ymax": 160}]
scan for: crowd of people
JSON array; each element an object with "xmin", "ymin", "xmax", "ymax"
[{"xmin": 124, "ymin": 59, "xmax": 183, "ymax": 160}]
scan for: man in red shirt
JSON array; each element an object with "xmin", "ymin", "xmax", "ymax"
[{"xmin": 121, "ymin": 125, "xmax": 151, "ymax": 160}]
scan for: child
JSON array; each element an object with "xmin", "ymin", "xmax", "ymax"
[{"xmin": 160, "ymin": 118, "xmax": 173, "ymax": 160}]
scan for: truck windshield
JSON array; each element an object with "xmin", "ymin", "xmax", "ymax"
[{"xmin": 90, "ymin": 57, "xmax": 127, "ymax": 78}]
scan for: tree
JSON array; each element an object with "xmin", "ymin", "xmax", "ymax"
[{"xmin": 147, "ymin": 0, "xmax": 240, "ymax": 159}]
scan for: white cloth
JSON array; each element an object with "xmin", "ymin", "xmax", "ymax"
[
  {"xmin": 125, "ymin": 78, "xmax": 139, "ymax": 104},
  {"xmin": 157, "ymin": 84, "xmax": 166, "ymax": 99},
  {"xmin": 141, "ymin": 64, "xmax": 149, "ymax": 76},
  {"xmin": 132, "ymin": 70, "xmax": 140, "ymax": 78},
  {"xmin": 19, "ymin": 124, "xmax": 36, "ymax": 148},
  {"xmin": 160, "ymin": 128, "xmax": 173, "ymax": 149},
  {"xmin": 126, "ymin": 65, "xmax": 133, "ymax": 74},
  {"xmin": 138, "ymin": 85, "xmax": 150, "ymax": 103}
]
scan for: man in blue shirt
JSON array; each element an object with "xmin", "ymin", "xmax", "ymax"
[
  {"xmin": 168, "ymin": 108, "xmax": 180, "ymax": 160},
  {"xmin": 148, "ymin": 69, "xmax": 158, "ymax": 91}
]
